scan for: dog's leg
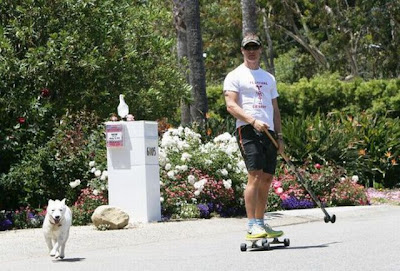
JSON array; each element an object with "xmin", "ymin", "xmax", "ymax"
[
  {"xmin": 44, "ymin": 236, "xmax": 53, "ymax": 254},
  {"xmin": 50, "ymin": 241, "xmax": 59, "ymax": 257},
  {"xmin": 58, "ymin": 242, "xmax": 66, "ymax": 259}
]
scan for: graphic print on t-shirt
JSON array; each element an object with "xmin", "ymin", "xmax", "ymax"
[{"xmin": 253, "ymin": 83, "xmax": 267, "ymax": 109}]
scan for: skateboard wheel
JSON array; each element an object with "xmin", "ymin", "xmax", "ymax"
[
  {"xmin": 261, "ymin": 239, "xmax": 268, "ymax": 247},
  {"xmin": 284, "ymin": 238, "xmax": 290, "ymax": 247},
  {"xmin": 240, "ymin": 243, "xmax": 247, "ymax": 252},
  {"xmin": 263, "ymin": 242, "xmax": 271, "ymax": 250},
  {"xmin": 331, "ymin": 214, "xmax": 336, "ymax": 223},
  {"xmin": 324, "ymin": 215, "xmax": 330, "ymax": 223}
]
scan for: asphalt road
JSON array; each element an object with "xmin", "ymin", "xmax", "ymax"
[{"xmin": 1, "ymin": 205, "xmax": 399, "ymax": 271}]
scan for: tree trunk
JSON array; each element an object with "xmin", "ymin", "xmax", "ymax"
[
  {"xmin": 173, "ymin": 0, "xmax": 191, "ymax": 125},
  {"xmin": 261, "ymin": 7, "xmax": 275, "ymax": 75},
  {"xmin": 184, "ymin": 0, "xmax": 208, "ymax": 125},
  {"xmin": 241, "ymin": 0, "xmax": 258, "ymax": 35}
]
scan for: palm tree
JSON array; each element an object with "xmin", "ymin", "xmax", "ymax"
[
  {"xmin": 241, "ymin": 0, "xmax": 258, "ymax": 35},
  {"xmin": 184, "ymin": 0, "xmax": 208, "ymax": 124}
]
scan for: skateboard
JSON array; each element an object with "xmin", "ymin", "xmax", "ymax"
[{"xmin": 240, "ymin": 236, "xmax": 290, "ymax": 252}]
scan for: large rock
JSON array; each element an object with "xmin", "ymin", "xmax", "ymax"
[{"xmin": 91, "ymin": 205, "xmax": 129, "ymax": 229}]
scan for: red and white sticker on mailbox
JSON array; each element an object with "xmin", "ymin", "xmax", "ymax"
[{"xmin": 106, "ymin": 124, "xmax": 123, "ymax": 147}]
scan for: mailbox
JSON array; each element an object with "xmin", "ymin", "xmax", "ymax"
[{"xmin": 106, "ymin": 121, "xmax": 161, "ymax": 223}]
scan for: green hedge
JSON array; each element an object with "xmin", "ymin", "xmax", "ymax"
[{"xmin": 278, "ymin": 74, "xmax": 400, "ymax": 118}]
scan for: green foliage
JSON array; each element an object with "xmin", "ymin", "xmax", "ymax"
[
  {"xmin": 0, "ymin": 0, "xmax": 188, "ymax": 210},
  {"xmin": 275, "ymin": 48, "xmax": 317, "ymax": 83},
  {"xmin": 206, "ymin": 85, "xmax": 228, "ymax": 120},
  {"xmin": 0, "ymin": 111, "xmax": 105, "ymax": 209},
  {"xmin": 278, "ymin": 75, "xmax": 400, "ymax": 118},
  {"xmin": 282, "ymin": 111, "xmax": 400, "ymax": 188}
]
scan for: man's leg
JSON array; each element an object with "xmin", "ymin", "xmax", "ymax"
[
  {"xmin": 244, "ymin": 169, "xmax": 265, "ymax": 219},
  {"xmin": 244, "ymin": 170, "xmax": 268, "ymax": 238},
  {"xmin": 254, "ymin": 172, "xmax": 284, "ymax": 238},
  {"xmin": 255, "ymin": 172, "xmax": 273, "ymax": 218}
]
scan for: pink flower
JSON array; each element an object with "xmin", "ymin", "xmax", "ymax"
[
  {"xmin": 126, "ymin": 114, "xmax": 135, "ymax": 121},
  {"xmin": 275, "ymin": 187, "xmax": 283, "ymax": 195},
  {"xmin": 273, "ymin": 180, "xmax": 282, "ymax": 189},
  {"xmin": 280, "ymin": 193, "xmax": 289, "ymax": 200},
  {"xmin": 314, "ymin": 163, "xmax": 321, "ymax": 170}
]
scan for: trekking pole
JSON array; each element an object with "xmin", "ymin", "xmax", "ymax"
[{"xmin": 263, "ymin": 128, "xmax": 336, "ymax": 223}]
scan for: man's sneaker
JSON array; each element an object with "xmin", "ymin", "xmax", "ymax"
[
  {"xmin": 246, "ymin": 224, "xmax": 268, "ymax": 239},
  {"xmin": 263, "ymin": 223, "xmax": 284, "ymax": 238}
]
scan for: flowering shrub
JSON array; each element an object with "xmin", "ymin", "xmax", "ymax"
[
  {"xmin": 159, "ymin": 127, "xmax": 247, "ymax": 218},
  {"xmin": 269, "ymin": 163, "xmax": 369, "ymax": 210},
  {"xmin": 71, "ymin": 188, "xmax": 108, "ymax": 226},
  {"xmin": 329, "ymin": 177, "xmax": 369, "ymax": 206},
  {"xmin": 0, "ymin": 207, "xmax": 45, "ymax": 231}
]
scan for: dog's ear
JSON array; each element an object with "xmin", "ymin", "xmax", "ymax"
[
  {"xmin": 48, "ymin": 199, "xmax": 54, "ymax": 206},
  {"xmin": 61, "ymin": 198, "xmax": 66, "ymax": 205}
]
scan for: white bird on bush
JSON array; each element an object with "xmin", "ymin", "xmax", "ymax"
[{"xmin": 117, "ymin": 94, "xmax": 129, "ymax": 119}]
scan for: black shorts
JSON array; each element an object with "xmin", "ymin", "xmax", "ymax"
[{"xmin": 235, "ymin": 125, "xmax": 277, "ymax": 174}]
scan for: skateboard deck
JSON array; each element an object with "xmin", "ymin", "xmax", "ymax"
[{"xmin": 240, "ymin": 236, "xmax": 290, "ymax": 252}]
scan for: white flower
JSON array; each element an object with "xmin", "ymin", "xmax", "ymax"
[
  {"xmin": 351, "ymin": 175, "xmax": 359, "ymax": 183},
  {"xmin": 176, "ymin": 165, "xmax": 188, "ymax": 172},
  {"xmin": 194, "ymin": 178, "xmax": 207, "ymax": 192},
  {"xmin": 341, "ymin": 177, "xmax": 346, "ymax": 182},
  {"xmin": 89, "ymin": 161, "xmax": 96, "ymax": 167},
  {"xmin": 219, "ymin": 168, "xmax": 228, "ymax": 176},
  {"xmin": 223, "ymin": 179, "xmax": 232, "ymax": 189},
  {"xmin": 213, "ymin": 132, "xmax": 232, "ymax": 143},
  {"xmin": 165, "ymin": 163, "xmax": 172, "ymax": 170},
  {"xmin": 94, "ymin": 170, "xmax": 102, "ymax": 177},
  {"xmin": 167, "ymin": 170, "xmax": 175, "ymax": 179},
  {"xmin": 100, "ymin": 171, "xmax": 108, "ymax": 181},
  {"xmin": 205, "ymin": 159, "xmax": 212, "ymax": 166},
  {"xmin": 194, "ymin": 190, "xmax": 200, "ymax": 196},
  {"xmin": 93, "ymin": 189, "xmax": 99, "ymax": 196},
  {"xmin": 160, "ymin": 197, "xmax": 164, "ymax": 202},
  {"xmin": 69, "ymin": 179, "xmax": 81, "ymax": 189},
  {"xmin": 181, "ymin": 152, "xmax": 192, "ymax": 162},
  {"xmin": 187, "ymin": 175, "xmax": 196, "ymax": 184},
  {"xmin": 90, "ymin": 167, "xmax": 96, "ymax": 173},
  {"xmin": 159, "ymin": 152, "xmax": 167, "ymax": 167}
]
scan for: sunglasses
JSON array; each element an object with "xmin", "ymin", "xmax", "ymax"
[{"xmin": 243, "ymin": 44, "xmax": 261, "ymax": 51}]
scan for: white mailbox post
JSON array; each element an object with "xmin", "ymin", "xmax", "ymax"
[{"xmin": 106, "ymin": 121, "xmax": 161, "ymax": 223}]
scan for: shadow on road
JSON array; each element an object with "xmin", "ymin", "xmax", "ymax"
[
  {"xmin": 246, "ymin": 242, "xmax": 341, "ymax": 252},
  {"xmin": 274, "ymin": 241, "xmax": 341, "ymax": 250},
  {"xmin": 52, "ymin": 257, "xmax": 86, "ymax": 263}
]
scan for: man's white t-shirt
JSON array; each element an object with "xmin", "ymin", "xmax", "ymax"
[{"xmin": 223, "ymin": 63, "xmax": 279, "ymax": 130}]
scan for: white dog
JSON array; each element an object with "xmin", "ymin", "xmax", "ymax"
[{"xmin": 42, "ymin": 199, "xmax": 72, "ymax": 259}]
